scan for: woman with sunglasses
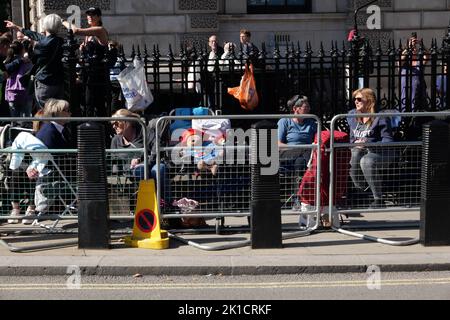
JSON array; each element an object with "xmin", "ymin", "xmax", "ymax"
[
  {"xmin": 277, "ymin": 95, "xmax": 317, "ymax": 171},
  {"xmin": 347, "ymin": 88, "xmax": 394, "ymax": 209},
  {"xmin": 63, "ymin": 7, "xmax": 112, "ymax": 117}
]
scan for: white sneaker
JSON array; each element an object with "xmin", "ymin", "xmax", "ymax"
[
  {"xmin": 8, "ymin": 208, "xmax": 21, "ymax": 224},
  {"xmin": 22, "ymin": 207, "xmax": 35, "ymax": 225}
]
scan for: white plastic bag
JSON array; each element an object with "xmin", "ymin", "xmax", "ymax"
[{"xmin": 117, "ymin": 58, "xmax": 153, "ymax": 112}]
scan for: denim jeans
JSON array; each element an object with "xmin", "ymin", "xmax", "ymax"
[
  {"xmin": 131, "ymin": 162, "xmax": 168, "ymax": 200},
  {"xmin": 349, "ymin": 148, "xmax": 386, "ymax": 200}
]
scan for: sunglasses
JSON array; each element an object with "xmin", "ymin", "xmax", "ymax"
[{"xmin": 354, "ymin": 97, "xmax": 364, "ymax": 102}]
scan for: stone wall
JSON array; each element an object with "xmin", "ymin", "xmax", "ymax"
[
  {"xmin": 34, "ymin": 0, "xmax": 220, "ymax": 54},
  {"xmin": 10, "ymin": 0, "xmax": 450, "ymax": 54},
  {"xmin": 351, "ymin": 0, "xmax": 450, "ymax": 49}
]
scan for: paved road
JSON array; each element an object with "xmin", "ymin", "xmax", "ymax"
[{"xmin": 1, "ymin": 271, "xmax": 449, "ymax": 300}]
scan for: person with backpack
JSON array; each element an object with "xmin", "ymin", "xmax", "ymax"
[{"xmin": 3, "ymin": 40, "xmax": 33, "ymax": 119}]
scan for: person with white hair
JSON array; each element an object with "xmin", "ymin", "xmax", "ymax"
[{"xmin": 5, "ymin": 14, "xmax": 65, "ymax": 109}]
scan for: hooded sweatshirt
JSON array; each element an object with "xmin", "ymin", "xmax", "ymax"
[{"xmin": 347, "ymin": 109, "xmax": 394, "ymax": 144}]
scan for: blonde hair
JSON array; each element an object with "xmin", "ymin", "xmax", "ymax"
[
  {"xmin": 33, "ymin": 109, "xmax": 45, "ymax": 133},
  {"xmin": 352, "ymin": 88, "xmax": 377, "ymax": 124},
  {"xmin": 43, "ymin": 99, "xmax": 70, "ymax": 117}
]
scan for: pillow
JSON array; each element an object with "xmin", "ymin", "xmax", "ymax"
[{"xmin": 192, "ymin": 107, "xmax": 210, "ymax": 116}]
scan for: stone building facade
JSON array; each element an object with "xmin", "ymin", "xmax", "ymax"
[{"xmin": 9, "ymin": 0, "xmax": 450, "ymax": 53}]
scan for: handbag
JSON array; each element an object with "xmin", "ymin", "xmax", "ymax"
[{"xmin": 227, "ymin": 63, "xmax": 259, "ymax": 111}]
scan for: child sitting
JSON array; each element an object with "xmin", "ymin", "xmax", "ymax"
[{"xmin": 179, "ymin": 129, "xmax": 225, "ymax": 176}]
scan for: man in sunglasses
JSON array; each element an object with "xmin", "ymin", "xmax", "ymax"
[{"xmin": 278, "ymin": 95, "xmax": 317, "ymax": 172}]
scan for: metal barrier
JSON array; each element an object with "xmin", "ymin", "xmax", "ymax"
[
  {"xmin": 8, "ymin": 112, "xmax": 450, "ymax": 250},
  {"xmin": 0, "ymin": 117, "xmax": 148, "ymax": 220},
  {"xmin": 328, "ymin": 111, "xmax": 450, "ymax": 246},
  {"xmin": 155, "ymin": 114, "xmax": 322, "ymax": 242},
  {"xmin": 0, "ymin": 117, "xmax": 147, "ymax": 252}
]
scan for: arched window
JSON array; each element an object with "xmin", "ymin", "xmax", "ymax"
[{"xmin": 247, "ymin": 0, "xmax": 312, "ymax": 14}]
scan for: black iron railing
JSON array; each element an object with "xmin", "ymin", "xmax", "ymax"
[{"xmin": 63, "ymin": 27, "xmax": 450, "ymax": 128}]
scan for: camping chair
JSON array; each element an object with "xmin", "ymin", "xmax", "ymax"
[{"xmin": 168, "ymin": 107, "xmax": 215, "ymax": 144}]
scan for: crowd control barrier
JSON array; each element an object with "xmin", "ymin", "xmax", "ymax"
[
  {"xmin": 155, "ymin": 114, "xmax": 322, "ymax": 247},
  {"xmin": 328, "ymin": 112, "xmax": 450, "ymax": 246},
  {"xmin": 0, "ymin": 117, "xmax": 147, "ymax": 252}
]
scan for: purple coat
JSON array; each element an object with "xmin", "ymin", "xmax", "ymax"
[{"xmin": 5, "ymin": 57, "xmax": 33, "ymax": 104}]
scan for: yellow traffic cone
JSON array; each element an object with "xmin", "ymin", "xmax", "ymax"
[{"xmin": 124, "ymin": 180, "xmax": 169, "ymax": 249}]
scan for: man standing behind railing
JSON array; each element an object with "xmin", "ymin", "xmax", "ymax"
[
  {"xmin": 207, "ymin": 35, "xmax": 224, "ymax": 72},
  {"xmin": 239, "ymin": 29, "xmax": 259, "ymax": 59},
  {"xmin": 204, "ymin": 35, "xmax": 224, "ymax": 109}
]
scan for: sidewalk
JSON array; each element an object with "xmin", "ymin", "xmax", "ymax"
[{"xmin": 1, "ymin": 211, "xmax": 450, "ymax": 276}]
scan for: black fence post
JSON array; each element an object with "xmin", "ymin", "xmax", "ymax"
[
  {"xmin": 62, "ymin": 29, "xmax": 81, "ymax": 116},
  {"xmin": 442, "ymin": 23, "xmax": 450, "ymax": 110},
  {"xmin": 82, "ymin": 42, "xmax": 110, "ymax": 117},
  {"xmin": 349, "ymin": 30, "xmax": 363, "ymax": 91},
  {"xmin": 387, "ymin": 40, "xmax": 396, "ymax": 109},
  {"xmin": 330, "ymin": 41, "xmax": 339, "ymax": 117},
  {"xmin": 318, "ymin": 42, "xmax": 325, "ymax": 117},
  {"xmin": 375, "ymin": 40, "xmax": 382, "ymax": 106},
  {"xmin": 151, "ymin": 45, "xmax": 161, "ymax": 111},
  {"xmin": 430, "ymin": 39, "xmax": 438, "ymax": 111},
  {"xmin": 168, "ymin": 44, "xmax": 175, "ymax": 108}
]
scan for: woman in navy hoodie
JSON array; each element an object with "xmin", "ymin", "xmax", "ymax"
[{"xmin": 347, "ymin": 88, "xmax": 394, "ymax": 208}]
